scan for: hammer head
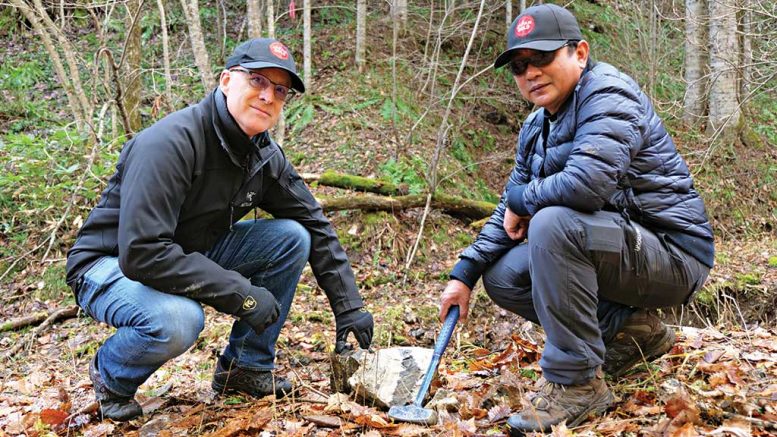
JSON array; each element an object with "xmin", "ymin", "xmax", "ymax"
[{"xmin": 387, "ymin": 404, "xmax": 438, "ymax": 425}]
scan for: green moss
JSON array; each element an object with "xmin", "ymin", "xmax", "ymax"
[{"xmin": 768, "ymin": 256, "xmax": 777, "ymax": 268}]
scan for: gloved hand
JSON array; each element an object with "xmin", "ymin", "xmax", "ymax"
[
  {"xmin": 236, "ymin": 285, "xmax": 281, "ymax": 335},
  {"xmin": 335, "ymin": 307, "xmax": 374, "ymax": 353}
]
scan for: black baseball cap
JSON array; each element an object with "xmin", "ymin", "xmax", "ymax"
[
  {"xmin": 226, "ymin": 38, "xmax": 306, "ymax": 93},
  {"xmin": 494, "ymin": 4, "xmax": 583, "ymax": 69}
]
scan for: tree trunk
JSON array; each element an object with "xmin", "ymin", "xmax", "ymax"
[
  {"xmin": 505, "ymin": 0, "xmax": 512, "ymax": 31},
  {"xmin": 707, "ymin": 0, "xmax": 742, "ymax": 141},
  {"xmin": 740, "ymin": 0, "xmax": 752, "ymax": 100},
  {"xmin": 9, "ymin": 0, "xmax": 86, "ymax": 130},
  {"xmin": 123, "ymin": 0, "xmax": 143, "ymax": 132},
  {"xmin": 30, "ymin": 0, "xmax": 92, "ymax": 124},
  {"xmin": 356, "ymin": 0, "xmax": 366, "ymax": 72},
  {"xmin": 304, "ymin": 0, "xmax": 312, "ymax": 86},
  {"xmin": 520, "ymin": 0, "xmax": 526, "ymax": 13},
  {"xmin": 683, "ymin": 0, "xmax": 707, "ymax": 125},
  {"xmin": 156, "ymin": 0, "xmax": 175, "ymax": 112},
  {"xmin": 180, "ymin": 0, "xmax": 215, "ymax": 89},
  {"xmin": 266, "ymin": 0, "xmax": 275, "ymax": 36},
  {"xmin": 247, "ymin": 0, "xmax": 263, "ymax": 37}
]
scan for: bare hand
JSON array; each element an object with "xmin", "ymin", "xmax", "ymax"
[
  {"xmin": 504, "ymin": 207, "xmax": 531, "ymax": 241},
  {"xmin": 440, "ymin": 279, "xmax": 472, "ymax": 323}
]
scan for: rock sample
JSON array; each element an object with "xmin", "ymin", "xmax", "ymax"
[{"xmin": 330, "ymin": 347, "xmax": 434, "ymax": 409}]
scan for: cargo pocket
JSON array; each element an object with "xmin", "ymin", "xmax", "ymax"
[{"xmin": 578, "ymin": 214, "xmax": 624, "ymax": 266}]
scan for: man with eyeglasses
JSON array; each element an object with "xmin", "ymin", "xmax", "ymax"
[
  {"xmin": 439, "ymin": 4, "xmax": 713, "ymax": 434},
  {"xmin": 66, "ymin": 38, "xmax": 374, "ymax": 421}
]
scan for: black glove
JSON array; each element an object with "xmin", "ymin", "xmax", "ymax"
[
  {"xmin": 236, "ymin": 285, "xmax": 281, "ymax": 336},
  {"xmin": 335, "ymin": 307, "xmax": 374, "ymax": 353}
]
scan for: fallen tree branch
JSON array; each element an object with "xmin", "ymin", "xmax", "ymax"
[
  {"xmin": 3, "ymin": 305, "xmax": 79, "ymax": 360},
  {"xmin": 318, "ymin": 193, "xmax": 496, "ymax": 220},
  {"xmin": 301, "ymin": 171, "xmax": 409, "ymax": 196}
]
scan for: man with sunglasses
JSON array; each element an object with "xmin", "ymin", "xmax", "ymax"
[
  {"xmin": 439, "ymin": 4, "xmax": 713, "ymax": 434},
  {"xmin": 66, "ymin": 38, "xmax": 373, "ymax": 421}
]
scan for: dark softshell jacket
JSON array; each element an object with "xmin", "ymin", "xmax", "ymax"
[
  {"xmin": 451, "ymin": 62, "xmax": 714, "ymax": 287},
  {"xmin": 66, "ymin": 89, "xmax": 364, "ymax": 317}
]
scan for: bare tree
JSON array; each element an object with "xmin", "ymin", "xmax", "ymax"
[
  {"xmin": 267, "ymin": 0, "xmax": 275, "ymax": 36},
  {"xmin": 156, "ymin": 0, "xmax": 175, "ymax": 112},
  {"xmin": 520, "ymin": 0, "xmax": 526, "ymax": 12},
  {"xmin": 123, "ymin": 0, "xmax": 143, "ymax": 132},
  {"xmin": 405, "ymin": 0, "xmax": 488, "ymax": 273},
  {"xmin": 707, "ymin": 0, "xmax": 742, "ymax": 140},
  {"xmin": 247, "ymin": 0, "xmax": 263, "ymax": 37},
  {"xmin": 180, "ymin": 0, "xmax": 215, "ymax": 89},
  {"xmin": 506, "ymin": 0, "xmax": 512, "ymax": 31},
  {"xmin": 9, "ymin": 0, "xmax": 90, "ymax": 131},
  {"xmin": 683, "ymin": 0, "xmax": 707, "ymax": 124},
  {"xmin": 266, "ymin": 0, "xmax": 285, "ymax": 145},
  {"xmin": 739, "ymin": 0, "xmax": 752, "ymax": 99},
  {"xmin": 356, "ymin": 0, "xmax": 367, "ymax": 72},
  {"xmin": 304, "ymin": 0, "xmax": 312, "ymax": 86}
]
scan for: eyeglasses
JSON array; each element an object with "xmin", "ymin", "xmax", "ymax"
[
  {"xmin": 229, "ymin": 67, "xmax": 294, "ymax": 101},
  {"xmin": 508, "ymin": 43, "xmax": 570, "ymax": 76}
]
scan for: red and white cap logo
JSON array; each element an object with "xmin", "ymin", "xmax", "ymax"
[
  {"xmin": 514, "ymin": 16, "xmax": 535, "ymax": 38},
  {"xmin": 269, "ymin": 42, "xmax": 289, "ymax": 60}
]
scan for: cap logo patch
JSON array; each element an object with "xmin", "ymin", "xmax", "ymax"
[
  {"xmin": 514, "ymin": 16, "xmax": 535, "ymax": 38},
  {"xmin": 269, "ymin": 42, "xmax": 289, "ymax": 60},
  {"xmin": 242, "ymin": 296, "xmax": 257, "ymax": 310}
]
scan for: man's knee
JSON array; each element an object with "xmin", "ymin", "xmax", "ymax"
[
  {"xmin": 141, "ymin": 298, "xmax": 205, "ymax": 357},
  {"xmin": 482, "ymin": 268, "xmax": 534, "ymax": 320},
  {"xmin": 528, "ymin": 206, "xmax": 580, "ymax": 248},
  {"xmin": 273, "ymin": 219, "xmax": 311, "ymax": 261}
]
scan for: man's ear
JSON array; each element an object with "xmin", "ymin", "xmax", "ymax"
[
  {"xmin": 576, "ymin": 40, "xmax": 590, "ymax": 69},
  {"xmin": 218, "ymin": 69, "xmax": 231, "ymax": 94}
]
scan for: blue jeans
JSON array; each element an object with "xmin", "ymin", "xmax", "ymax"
[
  {"xmin": 482, "ymin": 207, "xmax": 709, "ymax": 385},
  {"xmin": 76, "ymin": 219, "xmax": 311, "ymax": 397}
]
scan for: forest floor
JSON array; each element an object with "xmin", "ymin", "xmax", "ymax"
[{"xmin": 1, "ymin": 212, "xmax": 775, "ymax": 436}]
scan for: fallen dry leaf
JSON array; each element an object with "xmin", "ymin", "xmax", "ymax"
[
  {"xmin": 303, "ymin": 414, "xmax": 343, "ymax": 428},
  {"xmin": 487, "ymin": 404, "xmax": 511, "ymax": 423},
  {"xmin": 665, "ymin": 392, "xmax": 701, "ymax": 425},
  {"xmin": 39, "ymin": 408, "xmax": 69, "ymax": 426},
  {"xmin": 669, "ymin": 422, "xmax": 700, "ymax": 437}
]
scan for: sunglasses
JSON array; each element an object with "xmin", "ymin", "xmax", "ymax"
[
  {"xmin": 229, "ymin": 67, "xmax": 294, "ymax": 101},
  {"xmin": 508, "ymin": 43, "xmax": 571, "ymax": 76}
]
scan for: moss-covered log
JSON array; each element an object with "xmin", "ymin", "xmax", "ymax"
[
  {"xmin": 301, "ymin": 171, "xmax": 409, "ymax": 196},
  {"xmin": 319, "ymin": 193, "xmax": 496, "ymax": 220}
]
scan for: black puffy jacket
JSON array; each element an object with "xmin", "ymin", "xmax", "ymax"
[
  {"xmin": 451, "ymin": 62, "xmax": 714, "ymax": 288},
  {"xmin": 67, "ymin": 89, "xmax": 364, "ymax": 317}
]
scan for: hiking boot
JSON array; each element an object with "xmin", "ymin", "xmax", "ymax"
[
  {"xmin": 211, "ymin": 355, "xmax": 296, "ymax": 398},
  {"xmin": 89, "ymin": 356, "xmax": 142, "ymax": 422},
  {"xmin": 604, "ymin": 309, "xmax": 676, "ymax": 378},
  {"xmin": 506, "ymin": 370, "xmax": 613, "ymax": 435}
]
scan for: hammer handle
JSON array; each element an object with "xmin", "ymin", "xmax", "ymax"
[{"xmin": 412, "ymin": 305, "xmax": 459, "ymax": 406}]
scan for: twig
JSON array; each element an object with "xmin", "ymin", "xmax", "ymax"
[
  {"xmin": 0, "ymin": 240, "xmax": 47, "ymax": 283},
  {"xmin": 3, "ymin": 305, "xmax": 79, "ymax": 361}
]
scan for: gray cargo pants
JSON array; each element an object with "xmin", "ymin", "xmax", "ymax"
[{"xmin": 482, "ymin": 206, "xmax": 710, "ymax": 385}]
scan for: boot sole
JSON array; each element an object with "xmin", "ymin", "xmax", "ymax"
[
  {"xmin": 608, "ymin": 326, "xmax": 676, "ymax": 378},
  {"xmin": 506, "ymin": 390, "xmax": 615, "ymax": 436}
]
